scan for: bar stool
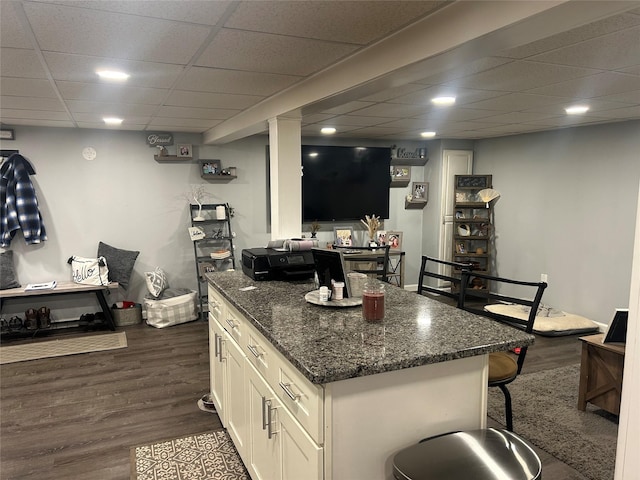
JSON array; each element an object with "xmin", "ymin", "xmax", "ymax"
[{"xmin": 393, "ymin": 428, "xmax": 542, "ymax": 480}]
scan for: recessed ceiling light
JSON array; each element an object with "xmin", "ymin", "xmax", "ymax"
[
  {"xmin": 103, "ymin": 117, "xmax": 123, "ymax": 125},
  {"xmin": 431, "ymin": 96, "xmax": 456, "ymax": 106},
  {"xmin": 321, "ymin": 127, "xmax": 336, "ymax": 135},
  {"xmin": 565, "ymin": 105, "xmax": 590, "ymax": 115},
  {"xmin": 421, "ymin": 131, "xmax": 436, "ymax": 138},
  {"xmin": 96, "ymin": 70, "xmax": 129, "ymax": 81},
  {"xmin": 309, "ymin": 152, "xmax": 319, "ymax": 158}
]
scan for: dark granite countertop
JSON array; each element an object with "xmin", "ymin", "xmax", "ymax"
[{"xmin": 206, "ymin": 270, "xmax": 534, "ymax": 385}]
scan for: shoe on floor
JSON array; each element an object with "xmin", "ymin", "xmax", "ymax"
[
  {"xmin": 38, "ymin": 306, "xmax": 51, "ymax": 328},
  {"xmin": 24, "ymin": 308, "xmax": 38, "ymax": 330}
]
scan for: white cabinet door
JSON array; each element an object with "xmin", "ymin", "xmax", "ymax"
[
  {"xmin": 279, "ymin": 397, "xmax": 323, "ymax": 480},
  {"xmin": 225, "ymin": 330, "xmax": 248, "ymax": 460},
  {"xmin": 209, "ymin": 315, "xmax": 226, "ymax": 424},
  {"xmin": 246, "ymin": 362, "xmax": 281, "ymax": 480}
]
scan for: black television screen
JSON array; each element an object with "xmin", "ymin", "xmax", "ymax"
[{"xmin": 302, "ymin": 145, "xmax": 390, "ymax": 222}]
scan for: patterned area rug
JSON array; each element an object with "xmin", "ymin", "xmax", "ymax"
[
  {"xmin": 0, "ymin": 332, "xmax": 127, "ymax": 364},
  {"xmin": 131, "ymin": 429, "xmax": 249, "ymax": 480},
  {"xmin": 487, "ymin": 363, "xmax": 618, "ymax": 480}
]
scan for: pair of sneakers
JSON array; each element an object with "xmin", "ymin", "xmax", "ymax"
[{"xmin": 24, "ymin": 307, "xmax": 51, "ymax": 330}]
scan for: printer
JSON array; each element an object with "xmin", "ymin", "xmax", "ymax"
[{"xmin": 241, "ymin": 247, "xmax": 315, "ymax": 281}]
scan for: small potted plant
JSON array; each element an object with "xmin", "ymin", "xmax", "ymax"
[
  {"xmin": 310, "ymin": 220, "xmax": 320, "ymax": 238},
  {"xmin": 361, "ymin": 214, "xmax": 381, "ymax": 246}
]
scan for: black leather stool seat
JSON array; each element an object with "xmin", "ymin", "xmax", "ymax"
[{"xmin": 393, "ymin": 428, "xmax": 542, "ymax": 480}]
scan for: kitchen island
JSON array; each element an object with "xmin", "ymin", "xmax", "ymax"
[{"xmin": 206, "ymin": 270, "xmax": 533, "ymax": 480}]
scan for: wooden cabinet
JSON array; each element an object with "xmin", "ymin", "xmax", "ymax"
[
  {"xmin": 452, "ymin": 174, "xmax": 493, "ymax": 290},
  {"xmin": 208, "ymin": 284, "xmax": 323, "ymax": 480}
]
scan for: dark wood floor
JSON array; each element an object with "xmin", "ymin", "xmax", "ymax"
[{"xmin": 1, "ymin": 319, "xmax": 590, "ymax": 479}]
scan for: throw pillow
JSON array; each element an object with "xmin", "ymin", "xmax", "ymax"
[
  {"xmin": 0, "ymin": 250, "xmax": 21, "ymax": 290},
  {"xmin": 97, "ymin": 241, "xmax": 140, "ymax": 290},
  {"xmin": 145, "ymin": 267, "xmax": 168, "ymax": 298}
]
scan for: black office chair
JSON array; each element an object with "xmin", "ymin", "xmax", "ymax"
[
  {"xmin": 416, "ymin": 256, "xmax": 472, "ymax": 307},
  {"xmin": 332, "ymin": 244, "xmax": 391, "ymax": 283},
  {"xmin": 459, "ymin": 270, "xmax": 547, "ymax": 432}
]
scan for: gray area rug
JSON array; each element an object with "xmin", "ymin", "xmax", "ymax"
[
  {"xmin": 0, "ymin": 332, "xmax": 127, "ymax": 364},
  {"xmin": 487, "ymin": 364, "xmax": 618, "ymax": 480},
  {"xmin": 131, "ymin": 429, "xmax": 249, "ymax": 480}
]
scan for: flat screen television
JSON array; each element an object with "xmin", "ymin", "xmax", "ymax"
[{"xmin": 302, "ymin": 145, "xmax": 391, "ymax": 222}]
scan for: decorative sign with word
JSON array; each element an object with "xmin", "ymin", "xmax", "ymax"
[
  {"xmin": 146, "ymin": 132, "xmax": 173, "ymax": 146},
  {"xmin": 390, "ymin": 145, "xmax": 427, "ymax": 160}
]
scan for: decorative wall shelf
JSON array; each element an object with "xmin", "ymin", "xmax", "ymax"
[
  {"xmin": 391, "ymin": 157, "xmax": 428, "ymax": 167},
  {"xmin": 154, "ymin": 154, "xmax": 191, "ymax": 162},
  {"xmin": 405, "ymin": 200, "xmax": 427, "ymax": 209},
  {"xmin": 201, "ymin": 174, "xmax": 236, "ymax": 181}
]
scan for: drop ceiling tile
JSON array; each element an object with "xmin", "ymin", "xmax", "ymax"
[
  {"xmin": 224, "ymin": 1, "xmax": 442, "ymax": 45},
  {"xmin": 526, "ymin": 72, "xmax": 640, "ymax": 98},
  {"xmin": 375, "ymin": 118, "xmax": 433, "ymax": 129},
  {"xmin": 157, "ymin": 105, "xmax": 240, "ymax": 120},
  {"xmin": 594, "ymin": 89, "xmax": 640, "ymax": 103},
  {"xmin": 581, "ymin": 105, "xmax": 640, "ymax": 119},
  {"xmin": 178, "ymin": 67, "xmax": 301, "ymax": 96},
  {"xmin": 320, "ymin": 101, "xmax": 377, "ymax": 115},
  {"xmin": 499, "ymin": 12, "xmax": 640, "ymax": 59},
  {"xmin": 3, "ymin": 118, "xmax": 75, "ymax": 128},
  {"xmin": 522, "ymin": 115, "xmax": 613, "ymax": 128},
  {"xmin": 415, "ymin": 57, "xmax": 513, "ymax": 85},
  {"xmin": 462, "ymin": 93, "xmax": 567, "ymax": 111},
  {"xmin": 58, "ymin": 0, "xmax": 231, "ymax": 25},
  {"xmin": 195, "ymin": 29, "xmax": 359, "ymax": 76},
  {"xmin": 388, "ymin": 86, "xmax": 507, "ymax": 106},
  {"xmin": 450, "ymin": 60, "xmax": 598, "ymax": 92},
  {"xmin": 23, "ymin": 2, "xmax": 211, "ymax": 63},
  {"xmin": 0, "ymin": 109, "xmax": 71, "ymax": 121},
  {"xmin": 43, "ymin": 52, "xmax": 184, "ymax": 88},
  {"xmin": 71, "ymin": 113, "xmax": 151, "ymax": 124},
  {"xmin": 0, "ymin": 2, "xmax": 31, "ymax": 48},
  {"xmin": 522, "ymin": 98, "xmax": 633, "ymax": 115},
  {"xmin": 77, "ymin": 121, "xmax": 146, "ymax": 131},
  {"xmin": 0, "ymin": 96, "xmax": 66, "ymax": 111},
  {"xmin": 165, "ymin": 90, "xmax": 261, "ymax": 110},
  {"xmin": 349, "ymin": 102, "xmax": 427, "ymax": 118},
  {"xmin": 618, "ymin": 64, "xmax": 640, "ymax": 75},
  {"xmin": 301, "ymin": 113, "xmax": 336, "ymax": 125},
  {"xmin": 300, "ymin": 124, "xmax": 362, "ymax": 136},
  {"xmin": 148, "ymin": 117, "xmax": 222, "ymax": 128},
  {"xmin": 66, "ymin": 100, "xmax": 158, "ymax": 116},
  {"xmin": 341, "ymin": 125, "xmax": 412, "ymax": 136},
  {"xmin": 359, "ymin": 83, "xmax": 430, "ymax": 102},
  {"xmin": 529, "ymin": 26, "xmax": 640, "ymax": 71},
  {"xmin": 415, "ymin": 108, "xmax": 500, "ymax": 122},
  {"xmin": 471, "ymin": 111, "xmax": 562, "ymax": 124},
  {"xmin": 327, "ymin": 115, "xmax": 397, "ymax": 127},
  {"xmin": 0, "ymin": 78, "xmax": 58, "ymax": 98},
  {"xmin": 1, "ymin": 48, "xmax": 48, "ymax": 79},
  {"xmin": 57, "ymin": 81, "xmax": 168, "ymax": 104}
]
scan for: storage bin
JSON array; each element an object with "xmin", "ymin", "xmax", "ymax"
[
  {"xmin": 144, "ymin": 290, "xmax": 198, "ymax": 328},
  {"xmin": 112, "ymin": 304, "xmax": 142, "ymax": 326}
]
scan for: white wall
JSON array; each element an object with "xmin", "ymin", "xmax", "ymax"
[{"xmin": 474, "ymin": 120, "xmax": 640, "ymax": 324}]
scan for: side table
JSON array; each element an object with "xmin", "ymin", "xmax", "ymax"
[{"xmin": 577, "ymin": 333, "xmax": 625, "ymax": 415}]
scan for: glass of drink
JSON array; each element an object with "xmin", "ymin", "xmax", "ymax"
[{"xmin": 362, "ymin": 281, "xmax": 385, "ymax": 322}]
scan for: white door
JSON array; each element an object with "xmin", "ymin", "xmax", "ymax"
[
  {"xmin": 438, "ymin": 150, "xmax": 473, "ymax": 280},
  {"xmin": 209, "ymin": 317, "xmax": 226, "ymax": 424},
  {"xmin": 279, "ymin": 405, "xmax": 323, "ymax": 480}
]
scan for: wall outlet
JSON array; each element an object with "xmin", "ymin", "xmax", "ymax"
[{"xmin": 541, "ymin": 273, "xmax": 548, "ymax": 283}]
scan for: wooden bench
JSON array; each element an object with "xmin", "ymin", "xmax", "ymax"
[{"xmin": 0, "ymin": 281, "xmax": 119, "ymax": 333}]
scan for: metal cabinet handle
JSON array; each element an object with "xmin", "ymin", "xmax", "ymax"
[
  {"xmin": 247, "ymin": 344, "xmax": 262, "ymax": 358},
  {"xmin": 214, "ymin": 333, "xmax": 220, "ymax": 359},
  {"xmin": 216, "ymin": 335, "xmax": 225, "ymax": 361},
  {"xmin": 261, "ymin": 396, "xmax": 268, "ymax": 430},
  {"xmin": 279, "ymin": 381, "xmax": 301, "ymax": 401},
  {"xmin": 266, "ymin": 400, "xmax": 275, "ymax": 439},
  {"xmin": 225, "ymin": 317, "xmax": 237, "ymax": 330}
]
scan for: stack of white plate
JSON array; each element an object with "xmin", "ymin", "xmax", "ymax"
[{"xmin": 210, "ymin": 250, "xmax": 231, "ymax": 260}]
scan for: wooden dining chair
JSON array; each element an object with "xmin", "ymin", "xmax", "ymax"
[{"xmin": 459, "ymin": 270, "xmax": 547, "ymax": 431}]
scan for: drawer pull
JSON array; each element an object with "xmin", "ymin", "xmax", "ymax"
[
  {"xmin": 247, "ymin": 344, "xmax": 262, "ymax": 358},
  {"xmin": 225, "ymin": 317, "xmax": 237, "ymax": 330},
  {"xmin": 279, "ymin": 382, "xmax": 301, "ymax": 401},
  {"xmin": 266, "ymin": 400, "xmax": 276, "ymax": 439}
]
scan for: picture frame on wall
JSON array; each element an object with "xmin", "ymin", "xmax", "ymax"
[
  {"xmin": 177, "ymin": 144, "xmax": 192, "ymax": 158},
  {"xmin": 333, "ymin": 227, "xmax": 353, "ymax": 246},
  {"xmin": 201, "ymin": 160, "xmax": 221, "ymax": 176},
  {"xmin": 411, "ymin": 182, "xmax": 428, "ymax": 202},
  {"xmin": 387, "ymin": 231, "xmax": 403, "ymax": 250}
]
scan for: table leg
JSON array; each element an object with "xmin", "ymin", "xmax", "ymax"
[
  {"xmin": 95, "ymin": 290, "xmax": 116, "ymax": 331},
  {"xmin": 577, "ymin": 342, "xmax": 589, "ymax": 410}
]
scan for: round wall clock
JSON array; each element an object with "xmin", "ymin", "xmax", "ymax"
[{"xmin": 82, "ymin": 146, "xmax": 97, "ymax": 161}]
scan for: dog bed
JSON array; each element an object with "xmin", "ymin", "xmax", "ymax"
[{"xmin": 484, "ymin": 303, "xmax": 599, "ymax": 337}]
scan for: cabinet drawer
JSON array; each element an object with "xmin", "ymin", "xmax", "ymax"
[
  {"xmin": 207, "ymin": 284, "xmax": 226, "ymax": 323},
  {"xmin": 243, "ymin": 319, "xmax": 323, "ymax": 444}
]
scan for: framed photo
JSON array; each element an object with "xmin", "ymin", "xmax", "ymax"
[
  {"xmin": 333, "ymin": 227, "xmax": 353, "ymax": 246},
  {"xmin": 387, "ymin": 231, "xmax": 402, "ymax": 250},
  {"xmin": 201, "ymin": 160, "xmax": 221, "ymax": 175},
  {"xmin": 177, "ymin": 144, "xmax": 192, "ymax": 158},
  {"xmin": 198, "ymin": 261, "xmax": 216, "ymax": 278},
  {"xmin": 411, "ymin": 182, "xmax": 428, "ymax": 202},
  {"xmin": 456, "ymin": 242, "xmax": 466, "ymax": 254},
  {"xmin": 376, "ymin": 230, "xmax": 387, "ymax": 246},
  {"xmin": 390, "ymin": 165, "xmax": 411, "ymax": 182},
  {"xmin": 0, "ymin": 129, "xmax": 15, "ymax": 140}
]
